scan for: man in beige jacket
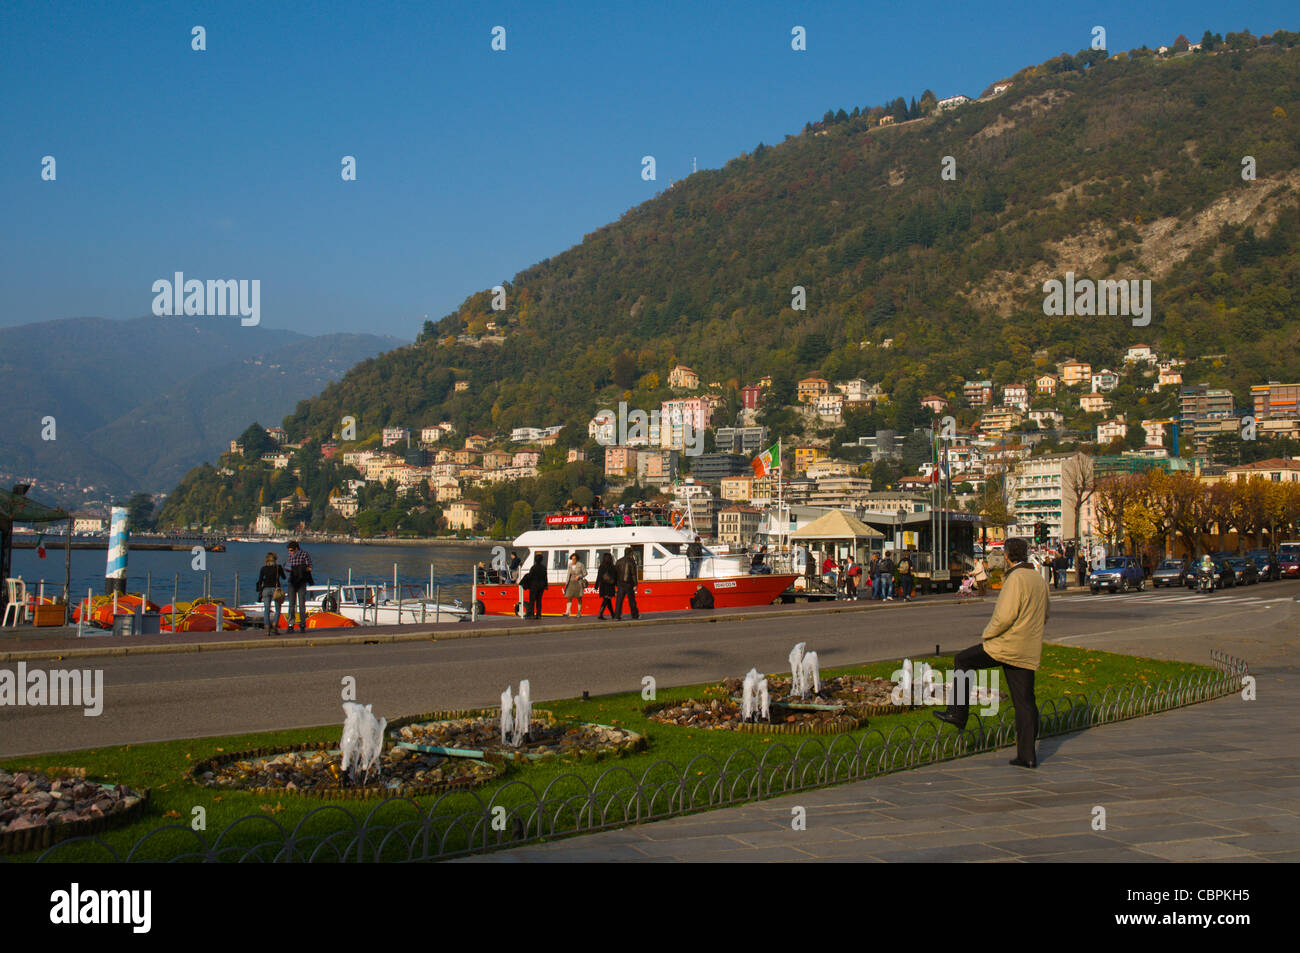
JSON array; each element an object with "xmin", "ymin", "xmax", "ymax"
[{"xmin": 934, "ymin": 537, "xmax": 1048, "ymax": 768}]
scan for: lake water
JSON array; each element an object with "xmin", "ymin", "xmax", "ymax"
[{"xmin": 8, "ymin": 540, "xmax": 497, "ymax": 606}]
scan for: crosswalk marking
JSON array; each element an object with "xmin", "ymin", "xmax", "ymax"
[{"xmin": 1055, "ymin": 591, "xmax": 1277, "ymax": 606}]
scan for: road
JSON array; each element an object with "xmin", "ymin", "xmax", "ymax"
[{"xmin": 2, "ymin": 582, "xmax": 1296, "ymax": 757}]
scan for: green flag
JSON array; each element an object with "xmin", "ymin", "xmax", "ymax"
[{"xmin": 752, "ymin": 443, "xmax": 780, "ymax": 478}]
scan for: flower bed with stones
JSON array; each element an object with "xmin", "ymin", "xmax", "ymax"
[
  {"xmin": 190, "ymin": 742, "xmax": 502, "ymax": 800},
  {"xmin": 0, "ymin": 769, "xmax": 149, "ymax": 855},
  {"xmin": 645, "ymin": 697, "xmax": 866, "ymax": 734},
  {"xmin": 390, "ymin": 708, "xmax": 645, "ymax": 763},
  {"xmin": 724, "ymin": 674, "xmax": 908, "ymax": 716}
]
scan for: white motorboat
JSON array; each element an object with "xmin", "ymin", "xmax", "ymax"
[{"xmin": 238, "ymin": 583, "xmax": 468, "ymax": 625}]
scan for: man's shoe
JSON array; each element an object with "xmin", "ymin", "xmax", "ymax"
[
  {"xmin": 933, "ymin": 708, "xmax": 967, "ymax": 729},
  {"xmin": 1009, "ymin": 758, "xmax": 1038, "ymax": 769}
]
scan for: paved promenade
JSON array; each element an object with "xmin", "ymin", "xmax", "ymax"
[
  {"xmin": 466, "ymin": 591, "xmax": 1298, "ymax": 864},
  {"xmin": 466, "ymin": 672, "xmax": 1298, "ymax": 863}
]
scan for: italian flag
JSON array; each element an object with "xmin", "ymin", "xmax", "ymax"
[{"xmin": 752, "ymin": 443, "xmax": 780, "ymax": 478}]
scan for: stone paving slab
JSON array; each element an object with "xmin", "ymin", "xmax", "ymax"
[{"xmin": 459, "ymin": 673, "xmax": 1295, "ymax": 863}]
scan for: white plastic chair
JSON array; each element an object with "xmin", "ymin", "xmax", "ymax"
[{"xmin": 3, "ymin": 578, "xmax": 28, "ymax": 627}]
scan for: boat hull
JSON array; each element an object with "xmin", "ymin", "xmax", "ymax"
[{"xmin": 476, "ymin": 573, "xmax": 797, "ymax": 616}]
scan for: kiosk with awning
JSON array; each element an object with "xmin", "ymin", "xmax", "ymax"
[
  {"xmin": 0, "ymin": 486, "xmax": 72, "ymax": 625},
  {"xmin": 790, "ymin": 509, "xmax": 886, "ymax": 570}
]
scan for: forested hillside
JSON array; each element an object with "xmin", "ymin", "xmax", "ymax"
[{"xmin": 272, "ymin": 34, "xmax": 1299, "ymax": 450}]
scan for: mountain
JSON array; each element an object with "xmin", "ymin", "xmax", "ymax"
[
  {"xmin": 265, "ymin": 34, "xmax": 1300, "ymax": 455},
  {"xmin": 0, "ymin": 317, "xmax": 402, "ymax": 506}
]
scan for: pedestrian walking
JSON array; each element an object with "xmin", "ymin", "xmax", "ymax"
[
  {"xmin": 934, "ymin": 537, "xmax": 1048, "ymax": 768},
  {"xmin": 256, "ymin": 552, "xmax": 286, "ymax": 635},
  {"xmin": 867, "ymin": 553, "xmax": 880, "ymax": 600},
  {"xmin": 1053, "ymin": 552, "xmax": 1068, "ymax": 590},
  {"xmin": 596, "ymin": 552, "xmax": 617, "ymax": 619},
  {"xmin": 510, "ymin": 550, "xmax": 525, "ymax": 616},
  {"xmin": 972, "ymin": 556, "xmax": 989, "ymax": 597},
  {"xmin": 523, "ymin": 554, "xmax": 548, "ymax": 619},
  {"xmin": 284, "ymin": 540, "xmax": 313, "ymax": 632},
  {"xmin": 844, "ymin": 556, "xmax": 860, "ymax": 600},
  {"xmin": 877, "ymin": 552, "xmax": 895, "ymax": 600},
  {"xmin": 614, "ymin": 547, "xmax": 640, "ymax": 620},
  {"xmin": 563, "ymin": 552, "xmax": 587, "ymax": 617},
  {"xmin": 897, "ymin": 553, "xmax": 913, "ymax": 601}
]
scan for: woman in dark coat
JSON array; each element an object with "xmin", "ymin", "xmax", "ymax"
[
  {"xmin": 255, "ymin": 552, "xmax": 287, "ymax": 634},
  {"xmin": 596, "ymin": 553, "xmax": 617, "ymax": 619},
  {"xmin": 523, "ymin": 555, "xmax": 549, "ymax": 619}
]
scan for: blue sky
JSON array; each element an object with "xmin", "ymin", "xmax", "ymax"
[{"xmin": 2, "ymin": 0, "xmax": 1293, "ymax": 338}]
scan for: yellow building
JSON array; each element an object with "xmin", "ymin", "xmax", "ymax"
[
  {"xmin": 796, "ymin": 377, "xmax": 830, "ymax": 403},
  {"xmin": 445, "ymin": 500, "xmax": 481, "ymax": 531},
  {"xmin": 793, "ymin": 446, "xmax": 828, "ymax": 474}
]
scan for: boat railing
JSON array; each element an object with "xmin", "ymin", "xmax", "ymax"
[{"xmin": 530, "ymin": 510, "xmax": 676, "ymax": 530}]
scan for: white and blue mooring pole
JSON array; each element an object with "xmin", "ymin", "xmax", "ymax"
[{"xmin": 105, "ymin": 506, "xmax": 129, "ymax": 595}]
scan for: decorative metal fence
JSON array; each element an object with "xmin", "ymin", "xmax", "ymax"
[{"xmin": 17, "ymin": 651, "xmax": 1248, "ymax": 863}]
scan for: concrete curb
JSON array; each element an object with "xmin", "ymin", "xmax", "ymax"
[{"xmin": 0, "ymin": 594, "xmax": 981, "ymax": 662}]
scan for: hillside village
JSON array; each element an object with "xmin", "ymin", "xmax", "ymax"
[{"xmin": 144, "ymin": 339, "xmax": 1300, "ymax": 557}]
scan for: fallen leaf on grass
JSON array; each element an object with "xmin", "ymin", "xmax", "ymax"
[{"xmin": 162, "ymin": 810, "xmax": 181, "ymax": 819}]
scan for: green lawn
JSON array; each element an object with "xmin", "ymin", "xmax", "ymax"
[{"xmin": 3, "ymin": 644, "xmax": 1222, "ymax": 861}]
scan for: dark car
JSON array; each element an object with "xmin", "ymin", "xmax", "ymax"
[
  {"xmin": 1246, "ymin": 549, "xmax": 1277, "ymax": 581},
  {"xmin": 1280, "ymin": 553, "xmax": 1300, "ymax": 579},
  {"xmin": 1184, "ymin": 558, "xmax": 1235, "ymax": 589},
  {"xmin": 1151, "ymin": 559, "xmax": 1186, "ymax": 588},
  {"xmin": 1227, "ymin": 557, "xmax": 1259, "ymax": 585},
  {"xmin": 1089, "ymin": 556, "xmax": 1145, "ymax": 593}
]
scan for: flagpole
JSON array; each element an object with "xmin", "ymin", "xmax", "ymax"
[{"xmin": 778, "ymin": 435, "xmax": 784, "ymax": 553}]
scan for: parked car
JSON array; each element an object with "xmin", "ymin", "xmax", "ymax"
[
  {"xmin": 1183, "ymin": 558, "xmax": 1235, "ymax": 589},
  {"xmin": 1089, "ymin": 556, "xmax": 1145, "ymax": 593},
  {"xmin": 1280, "ymin": 553, "xmax": 1300, "ymax": 579},
  {"xmin": 1151, "ymin": 559, "xmax": 1186, "ymax": 588},
  {"xmin": 1246, "ymin": 549, "xmax": 1277, "ymax": 581},
  {"xmin": 1227, "ymin": 557, "xmax": 1259, "ymax": 585}
]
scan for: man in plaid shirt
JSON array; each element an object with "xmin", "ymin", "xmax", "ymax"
[{"xmin": 285, "ymin": 541, "xmax": 314, "ymax": 631}]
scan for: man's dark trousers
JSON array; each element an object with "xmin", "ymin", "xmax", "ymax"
[
  {"xmin": 951, "ymin": 643, "xmax": 1039, "ymax": 763},
  {"xmin": 614, "ymin": 585, "xmax": 639, "ymax": 620}
]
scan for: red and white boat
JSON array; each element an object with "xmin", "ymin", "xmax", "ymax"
[{"xmin": 475, "ymin": 512, "xmax": 797, "ymax": 616}]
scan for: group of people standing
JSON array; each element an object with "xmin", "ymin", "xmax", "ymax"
[
  {"xmin": 254, "ymin": 541, "xmax": 314, "ymax": 634},
  {"xmin": 509, "ymin": 548, "xmax": 642, "ymax": 620},
  {"xmin": 819, "ymin": 552, "xmax": 914, "ymax": 602}
]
